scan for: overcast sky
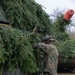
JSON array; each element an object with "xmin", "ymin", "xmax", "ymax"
[
  {"xmin": 35, "ymin": 0, "xmax": 75, "ymax": 32},
  {"xmin": 35, "ymin": 0, "xmax": 75, "ymax": 14}
]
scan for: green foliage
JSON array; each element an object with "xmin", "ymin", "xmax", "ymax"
[
  {"xmin": 0, "ymin": 0, "xmax": 74, "ymax": 74},
  {"xmin": 52, "ymin": 14, "xmax": 71, "ymax": 42},
  {"xmin": 28, "ymin": 33, "xmax": 44, "ymax": 73},
  {"xmin": 28, "ymin": 33, "xmax": 42, "ymax": 44},
  {"xmin": 0, "ymin": 25, "xmax": 39, "ymax": 73},
  {"xmin": 33, "ymin": 48, "xmax": 44, "ymax": 74},
  {"xmin": 1, "ymin": 0, "xmax": 52, "ymax": 35},
  {"xmin": 0, "ymin": 0, "xmax": 53, "ymax": 73},
  {"xmin": 58, "ymin": 40, "xmax": 75, "ymax": 59}
]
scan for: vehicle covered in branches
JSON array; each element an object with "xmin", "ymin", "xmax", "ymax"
[
  {"xmin": 58, "ymin": 40, "xmax": 75, "ymax": 73},
  {"xmin": 0, "ymin": 0, "xmax": 75, "ymax": 75}
]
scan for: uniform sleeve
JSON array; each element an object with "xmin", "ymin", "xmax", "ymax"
[{"xmin": 36, "ymin": 43, "xmax": 48, "ymax": 53}]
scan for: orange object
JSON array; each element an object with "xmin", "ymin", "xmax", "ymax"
[{"xmin": 64, "ymin": 9, "xmax": 74, "ymax": 21}]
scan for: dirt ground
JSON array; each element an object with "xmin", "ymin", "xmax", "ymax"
[{"xmin": 58, "ymin": 73, "xmax": 75, "ymax": 75}]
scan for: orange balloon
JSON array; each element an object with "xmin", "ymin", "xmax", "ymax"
[{"xmin": 64, "ymin": 9, "xmax": 74, "ymax": 21}]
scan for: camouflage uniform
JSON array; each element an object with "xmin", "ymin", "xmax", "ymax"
[{"xmin": 36, "ymin": 43, "xmax": 58, "ymax": 75}]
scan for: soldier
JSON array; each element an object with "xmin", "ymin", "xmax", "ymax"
[{"xmin": 34, "ymin": 35, "xmax": 58, "ymax": 75}]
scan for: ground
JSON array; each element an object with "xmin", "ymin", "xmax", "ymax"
[{"xmin": 58, "ymin": 73, "xmax": 75, "ymax": 75}]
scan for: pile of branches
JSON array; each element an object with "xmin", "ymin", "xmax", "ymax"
[
  {"xmin": 58, "ymin": 40, "xmax": 75, "ymax": 59},
  {"xmin": 0, "ymin": 0, "xmax": 74, "ymax": 74},
  {"xmin": 0, "ymin": 25, "xmax": 39, "ymax": 73},
  {"xmin": 0, "ymin": 0, "xmax": 52, "ymax": 34}
]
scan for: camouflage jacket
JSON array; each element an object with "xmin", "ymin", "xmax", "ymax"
[{"xmin": 36, "ymin": 43, "xmax": 58, "ymax": 75}]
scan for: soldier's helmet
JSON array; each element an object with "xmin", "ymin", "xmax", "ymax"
[
  {"xmin": 0, "ymin": 5, "xmax": 8, "ymax": 24},
  {"xmin": 41, "ymin": 35, "xmax": 54, "ymax": 42}
]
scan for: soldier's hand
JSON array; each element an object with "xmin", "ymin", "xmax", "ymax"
[{"xmin": 33, "ymin": 44, "xmax": 38, "ymax": 49}]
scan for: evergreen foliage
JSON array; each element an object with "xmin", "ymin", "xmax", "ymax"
[
  {"xmin": 0, "ymin": 0, "xmax": 74, "ymax": 74},
  {"xmin": 52, "ymin": 14, "xmax": 71, "ymax": 42},
  {"xmin": 58, "ymin": 40, "xmax": 75, "ymax": 59},
  {"xmin": 28, "ymin": 33, "xmax": 44, "ymax": 73},
  {"xmin": 0, "ymin": 0, "xmax": 53, "ymax": 73},
  {"xmin": 0, "ymin": 0, "xmax": 52, "ymax": 35},
  {"xmin": 0, "ymin": 25, "xmax": 39, "ymax": 73}
]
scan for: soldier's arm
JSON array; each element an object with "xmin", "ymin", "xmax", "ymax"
[{"xmin": 34, "ymin": 43, "xmax": 48, "ymax": 53}]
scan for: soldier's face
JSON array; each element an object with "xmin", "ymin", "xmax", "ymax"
[{"xmin": 45, "ymin": 40, "xmax": 52, "ymax": 44}]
